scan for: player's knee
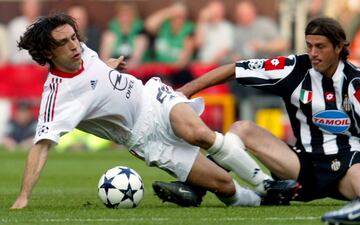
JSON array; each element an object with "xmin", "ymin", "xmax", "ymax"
[
  {"xmin": 230, "ymin": 120, "xmax": 258, "ymax": 140},
  {"xmin": 188, "ymin": 126, "xmax": 214, "ymax": 147}
]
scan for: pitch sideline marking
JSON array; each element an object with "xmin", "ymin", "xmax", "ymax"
[{"xmin": 1, "ymin": 216, "xmax": 320, "ymax": 223}]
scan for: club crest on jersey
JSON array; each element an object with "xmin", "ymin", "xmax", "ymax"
[
  {"xmin": 331, "ymin": 159, "xmax": 341, "ymax": 171},
  {"xmin": 264, "ymin": 56, "xmax": 286, "ymax": 71},
  {"xmin": 312, "ymin": 110, "xmax": 351, "ymax": 134}
]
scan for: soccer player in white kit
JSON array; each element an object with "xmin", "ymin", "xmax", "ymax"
[{"xmin": 10, "ymin": 14, "xmax": 295, "ymax": 209}]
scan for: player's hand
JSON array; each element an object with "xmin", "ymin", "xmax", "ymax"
[
  {"xmin": 10, "ymin": 196, "xmax": 28, "ymax": 209},
  {"xmin": 106, "ymin": 56, "xmax": 127, "ymax": 71}
]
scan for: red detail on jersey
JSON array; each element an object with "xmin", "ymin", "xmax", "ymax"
[
  {"xmin": 43, "ymin": 84, "xmax": 52, "ymax": 122},
  {"xmin": 51, "ymin": 81, "xmax": 61, "ymax": 120},
  {"xmin": 325, "ymin": 92, "xmax": 335, "ymax": 102},
  {"xmin": 264, "ymin": 57, "xmax": 286, "ymax": 71},
  {"xmin": 355, "ymin": 89, "xmax": 360, "ymax": 102},
  {"xmin": 50, "ymin": 60, "xmax": 84, "ymax": 78},
  {"xmin": 43, "ymin": 78, "xmax": 62, "ymax": 122}
]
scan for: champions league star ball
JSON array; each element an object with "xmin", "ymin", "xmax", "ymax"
[{"xmin": 97, "ymin": 166, "xmax": 144, "ymax": 208}]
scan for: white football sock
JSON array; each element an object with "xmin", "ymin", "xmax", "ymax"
[
  {"xmin": 208, "ymin": 132, "xmax": 272, "ymax": 193},
  {"xmin": 217, "ymin": 179, "xmax": 261, "ymax": 206}
]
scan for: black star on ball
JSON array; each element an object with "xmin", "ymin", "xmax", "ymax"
[{"xmin": 99, "ymin": 176, "xmax": 116, "ymax": 195}]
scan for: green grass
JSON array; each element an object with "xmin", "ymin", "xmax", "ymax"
[{"xmin": 0, "ymin": 149, "xmax": 345, "ymax": 225}]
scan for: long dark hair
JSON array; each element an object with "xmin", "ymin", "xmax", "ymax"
[
  {"xmin": 305, "ymin": 17, "xmax": 350, "ymax": 61},
  {"xmin": 18, "ymin": 13, "xmax": 84, "ymax": 67}
]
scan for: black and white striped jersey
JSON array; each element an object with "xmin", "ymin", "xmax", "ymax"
[{"xmin": 235, "ymin": 54, "xmax": 360, "ymax": 155}]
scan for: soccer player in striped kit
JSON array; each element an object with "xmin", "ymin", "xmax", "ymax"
[{"xmin": 162, "ymin": 17, "xmax": 360, "ymax": 224}]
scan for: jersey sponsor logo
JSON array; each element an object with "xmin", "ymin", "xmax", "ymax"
[
  {"xmin": 126, "ymin": 80, "xmax": 134, "ymax": 99},
  {"xmin": 108, "ymin": 70, "xmax": 134, "ymax": 99},
  {"xmin": 312, "ymin": 110, "xmax": 351, "ymax": 134},
  {"xmin": 300, "ymin": 89, "xmax": 312, "ymax": 104},
  {"xmin": 264, "ymin": 57, "xmax": 286, "ymax": 71},
  {"xmin": 325, "ymin": 92, "xmax": 335, "ymax": 102},
  {"xmin": 109, "ymin": 70, "xmax": 128, "ymax": 91}
]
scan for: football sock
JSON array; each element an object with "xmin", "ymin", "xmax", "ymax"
[
  {"xmin": 208, "ymin": 132, "xmax": 272, "ymax": 193},
  {"xmin": 217, "ymin": 179, "xmax": 261, "ymax": 206}
]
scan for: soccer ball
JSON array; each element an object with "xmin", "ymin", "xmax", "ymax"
[{"xmin": 97, "ymin": 166, "xmax": 144, "ymax": 208}]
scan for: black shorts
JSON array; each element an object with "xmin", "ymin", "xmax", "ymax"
[{"xmin": 292, "ymin": 148, "xmax": 360, "ymax": 201}]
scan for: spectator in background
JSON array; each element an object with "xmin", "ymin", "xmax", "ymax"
[
  {"xmin": 0, "ymin": 23, "xmax": 9, "ymax": 66},
  {"xmin": 307, "ymin": 0, "xmax": 325, "ymax": 20},
  {"xmin": 231, "ymin": 0, "xmax": 289, "ymax": 60},
  {"xmin": 145, "ymin": 2, "xmax": 194, "ymax": 69},
  {"xmin": 99, "ymin": 2, "xmax": 148, "ymax": 69},
  {"xmin": 229, "ymin": 0, "xmax": 289, "ymax": 121},
  {"xmin": 67, "ymin": 3, "xmax": 101, "ymax": 53},
  {"xmin": 0, "ymin": 101, "xmax": 37, "ymax": 151},
  {"xmin": 194, "ymin": 0, "xmax": 233, "ymax": 65},
  {"xmin": 145, "ymin": 2, "xmax": 195, "ymax": 87},
  {"xmin": 7, "ymin": 0, "xmax": 41, "ymax": 64}
]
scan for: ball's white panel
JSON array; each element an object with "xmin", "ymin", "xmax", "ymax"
[
  {"xmin": 107, "ymin": 189, "xmax": 124, "ymax": 205},
  {"xmin": 98, "ymin": 188, "xmax": 108, "ymax": 203},
  {"xmin": 111, "ymin": 174, "xmax": 129, "ymax": 190},
  {"xmin": 105, "ymin": 167, "xmax": 121, "ymax": 178}
]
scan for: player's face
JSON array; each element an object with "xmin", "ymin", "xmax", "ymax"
[
  {"xmin": 306, "ymin": 35, "xmax": 342, "ymax": 78},
  {"xmin": 49, "ymin": 24, "xmax": 82, "ymax": 73}
]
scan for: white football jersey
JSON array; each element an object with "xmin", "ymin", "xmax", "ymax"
[{"xmin": 34, "ymin": 44, "xmax": 144, "ymax": 145}]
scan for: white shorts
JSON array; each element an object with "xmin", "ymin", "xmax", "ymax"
[{"xmin": 125, "ymin": 78, "xmax": 204, "ymax": 181}]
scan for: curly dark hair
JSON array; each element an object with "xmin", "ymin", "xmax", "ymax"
[
  {"xmin": 305, "ymin": 17, "xmax": 350, "ymax": 61},
  {"xmin": 18, "ymin": 13, "xmax": 84, "ymax": 67}
]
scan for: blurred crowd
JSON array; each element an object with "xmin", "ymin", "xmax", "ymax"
[{"xmin": 1, "ymin": 0, "xmax": 360, "ymax": 151}]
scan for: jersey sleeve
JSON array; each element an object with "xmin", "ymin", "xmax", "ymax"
[
  {"xmin": 33, "ymin": 79, "xmax": 85, "ymax": 144},
  {"xmin": 235, "ymin": 55, "xmax": 298, "ymax": 95}
]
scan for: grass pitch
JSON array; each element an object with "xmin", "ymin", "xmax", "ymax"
[{"xmin": 0, "ymin": 149, "xmax": 345, "ymax": 225}]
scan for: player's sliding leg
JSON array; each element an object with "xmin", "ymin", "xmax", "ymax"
[
  {"xmin": 168, "ymin": 102, "xmax": 297, "ymax": 205},
  {"xmin": 170, "ymin": 102, "xmax": 284, "ymax": 193},
  {"xmin": 184, "ymin": 153, "xmax": 261, "ymax": 206},
  {"xmin": 208, "ymin": 131, "xmax": 273, "ymax": 193}
]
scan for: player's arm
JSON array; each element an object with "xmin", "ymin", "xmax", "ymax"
[
  {"xmin": 177, "ymin": 63, "xmax": 236, "ymax": 98},
  {"xmin": 11, "ymin": 139, "xmax": 52, "ymax": 209}
]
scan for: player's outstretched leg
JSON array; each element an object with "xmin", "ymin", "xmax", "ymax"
[
  {"xmin": 152, "ymin": 179, "xmax": 299, "ymax": 206},
  {"xmin": 321, "ymin": 198, "xmax": 360, "ymax": 225},
  {"xmin": 208, "ymin": 132, "xmax": 278, "ymax": 193}
]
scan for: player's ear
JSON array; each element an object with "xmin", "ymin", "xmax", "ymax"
[
  {"xmin": 44, "ymin": 50, "xmax": 53, "ymax": 60},
  {"xmin": 335, "ymin": 43, "xmax": 343, "ymax": 55}
]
